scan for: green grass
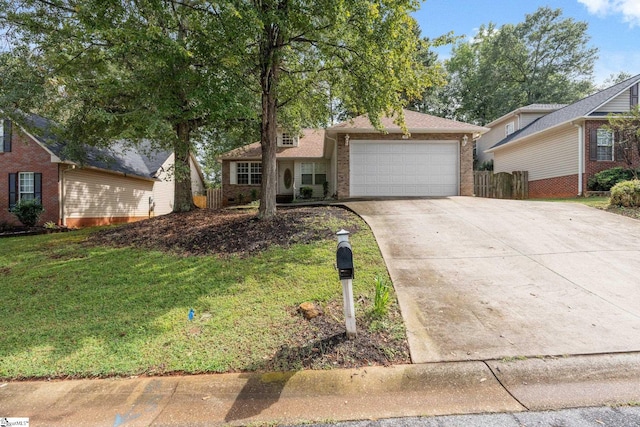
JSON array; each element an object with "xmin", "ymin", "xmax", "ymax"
[
  {"xmin": 530, "ymin": 196, "xmax": 610, "ymax": 208},
  {"xmin": 0, "ymin": 214, "xmax": 393, "ymax": 379}
]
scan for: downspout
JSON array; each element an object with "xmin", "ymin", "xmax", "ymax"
[{"xmin": 574, "ymin": 123, "xmax": 584, "ymax": 196}]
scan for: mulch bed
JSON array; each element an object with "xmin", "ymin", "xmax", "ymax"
[{"xmin": 89, "ymin": 206, "xmax": 358, "ymax": 257}]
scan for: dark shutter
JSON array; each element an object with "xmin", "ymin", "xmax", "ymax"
[
  {"xmin": 8, "ymin": 173, "xmax": 17, "ymax": 209},
  {"xmin": 589, "ymin": 129, "xmax": 597, "ymax": 161},
  {"xmin": 3, "ymin": 119, "xmax": 11, "ymax": 152},
  {"xmin": 34, "ymin": 173, "xmax": 42, "ymax": 202},
  {"xmin": 631, "ymin": 84, "xmax": 639, "ymax": 108},
  {"xmin": 615, "ymin": 140, "xmax": 624, "ymax": 161}
]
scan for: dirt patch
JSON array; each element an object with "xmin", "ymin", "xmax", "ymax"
[
  {"xmin": 261, "ymin": 300, "xmax": 411, "ymax": 371},
  {"xmin": 605, "ymin": 205, "xmax": 640, "ymax": 220},
  {"xmin": 89, "ymin": 206, "xmax": 359, "ymax": 257}
]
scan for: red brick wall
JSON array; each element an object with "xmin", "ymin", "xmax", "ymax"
[
  {"xmin": 529, "ymin": 174, "xmax": 579, "ymax": 198},
  {"xmin": 221, "ymin": 160, "xmax": 261, "ymax": 206},
  {"xmin": 583, "ymin": 120, "xmax": 640, "ymax": 193},
  {"xmin": 0, "ymin": 127, "xmax": 60, "ymax": 226}
]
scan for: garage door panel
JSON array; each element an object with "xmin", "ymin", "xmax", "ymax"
[{"xmin": 350, "ymin": 141, "xmax": 458, "ymax": 197}]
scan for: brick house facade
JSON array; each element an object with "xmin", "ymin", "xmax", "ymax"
[
  {"xmin": 1, "ymin": 122, "xmax": 60, "ymax": 226},
  {"xmin": 220, "ymin": 111, "xmax": 486, "ymax": 204}
]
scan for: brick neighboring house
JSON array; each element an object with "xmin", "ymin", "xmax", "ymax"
[
  {"xmin": 220, "ymin": 109, "xmax": 488, "ymax": 204},
  {"xmin": 1, "ymin": 114, "xmax": 205, "ymax": 227},
  {"xmin": 486, "ymin": 74, "xmax": 640, "ymax": 198}
]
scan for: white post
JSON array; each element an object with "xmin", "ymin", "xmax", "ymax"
[{"xmin": 337, "ymin": 229, "xmax": 356, "ymax": 339}]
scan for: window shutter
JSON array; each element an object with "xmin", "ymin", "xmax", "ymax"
[
  {"xmin": 3, "ymin": 119, "xmax": 12, "ymax": 152},
  {"xmin": 229, "ymin": 162, "xmax": 237, "ymax": 185},
  {"xmin": 589, "ymin": 129, "xmax": 597, "ymax": 161},
  {"xmin": 631, "ymin": 84, "xmax": 639, "ymax": 108},
  {"xmin": 8, "ymin": 173, "xmax": 17, "ymax": 208},
  {"xmin": 34, "ymin": 173, "xmax": 42, "ymax": 202}
]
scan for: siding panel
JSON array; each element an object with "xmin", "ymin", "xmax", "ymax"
[
  {"xmin": 64, "ymin": 168, "xmax": 153, "ymax": 220},
  {"xmin": 494, "ymin": 125, "xmax": 578, "ymax": 181},
  {"xmin": 153, "ymin": 154, "xmax": 174, "ymax": 216},
  {"xmin": 596, "ymin": 91, "xmax": 630, "ymax": 113}
]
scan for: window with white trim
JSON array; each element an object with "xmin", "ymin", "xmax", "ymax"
[
  {"xmin": 236, "ymin": 162, "xmax": 262, "ymax": 185},
  {"xmin": 281, "ymin": 133, "xmax": 295, "ymax": 146},
  {"xmin": 596, "ymin": 129, "xmax": 614, "ymax": 161},
  {"xmin": 19, "ymin": 172, "xmax": 35, "ymax": 201},
  {"xmin": 301, "ymin": 162, "xmax": 327, "ymax": 185},
  {"xmin": 505, "ymin": 121, "xmax": 515, "ymax": 137}
]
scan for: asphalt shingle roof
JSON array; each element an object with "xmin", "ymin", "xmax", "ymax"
[
  {"xmin": 329, "ymin": 109, "xmax": 488, "ymax": 133},
  {"xmin": 489, "ymin": 74, "xmax": 640, "ymax": 151},
  {"xmin": 27, "ymin": 114, "xmax": 172, "ymax": 179},
  {"xmin": 221, "ymin": 129, "xmax": 325, "ymax": 160}
]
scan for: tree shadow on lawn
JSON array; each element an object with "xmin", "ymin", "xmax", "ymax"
[{"xmin": 0, "ymin": 244, "xmax": 316, "ymax": 379}]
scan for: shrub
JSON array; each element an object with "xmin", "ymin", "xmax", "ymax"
[
  {"xmin": 322, "ymin": 181, "xmax": 329, "ymax": 198},
  {"xmin": 610, "ymin": 180, "xmax": 640, "ymax": 207},
  {"xmin": 250, "ymin": 188, "xmax": 258, "ymax": 201},
  {"xmin": 370, "ymin": 275, "xmax": 391, "ymax": 319},
  {"xmin": 299, "ymin": 186, "xmax": 313, "ymax": 199},
  {"xmin": 477, "ymin": 159, "xmax": 494, "ymax": 171},
  {"xmin": 587, "ymin": 167, "xmax": 636, "ymax": 191},
  {"xmin": 10, "ymin": 199, "xmax": 44, "ymax": 227}
]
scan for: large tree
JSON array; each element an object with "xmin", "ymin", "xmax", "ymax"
[
  {"xmin": 223, "ymin": 0, "xmax": 439, "ymax": 218},
  {"xmin": 0, "ymin": 0, "xmax": 254, "ymax": 212},
  {"xmin": 444, "ymin": 7, "xmax": 597, "ymax": 125}
]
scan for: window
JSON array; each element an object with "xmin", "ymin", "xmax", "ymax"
[
  {"xmin": 8, "ymin": 172, "xmax": 42, "ymax": 209},
  {"xmin": 301, "ymin": 162, "xmax": 327, "ymax": 185},
  {"xmin": 596, "ymin": 129, "xmax": 614, "ymax": 161},
  {"xmin": 236, "ymin": 162, "xmax": 261, "ymax": 185},
  {"xmin": 281, "ymin": 133, "xmax": 295, "ymax": 146},
  {"xmin": 2, "ymin": 119, "xmax": 11, "ymax": 152},
  {"xmin": 505, "ymin": 122, "xmax": 515, "ymax": 137}
]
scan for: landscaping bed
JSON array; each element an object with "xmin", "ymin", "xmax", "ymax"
[{"xmin": 0, "ymin": 206, "xmax": 409, "ymax": 380}]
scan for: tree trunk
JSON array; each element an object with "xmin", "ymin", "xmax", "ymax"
[
  {"xmin": 258, "ymin": 21, "xmax": 282, "ymax": 220},
  {"xmin": 174, "ymin": 121, "xmax": 194, "ymax": 212}
]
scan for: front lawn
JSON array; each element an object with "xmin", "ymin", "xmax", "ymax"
[
  {"xmin": 0, "ymin": 207, "xmax": 409, "ymax": 380},
  {"xmin": 533, "ymin": 196, "xmax": 640, "ymax": 220}
]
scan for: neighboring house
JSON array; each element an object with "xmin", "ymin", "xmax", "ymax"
[
  {"xmin": 1, "ymin": 114, "xmax": 205, "ymax": 227},
  {"xmin": 486, "ymin": 74, "xmax": 640, "ymax": 198},
  {"xmin": 220, "ymin": 109, "xmax": 488, "ymax": 203},
  {"xmin": 477, "ymin": 104, "xmax": 567, "ymax": 166}
]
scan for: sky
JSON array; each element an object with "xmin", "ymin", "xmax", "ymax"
[{"xmin": 412, "ymin": 0, "xmax": 640, "ymax": 85}]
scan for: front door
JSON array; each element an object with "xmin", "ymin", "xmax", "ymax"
[{"xmin": 278, "ymin": 161, "xmax": 294, "ymax": 195}]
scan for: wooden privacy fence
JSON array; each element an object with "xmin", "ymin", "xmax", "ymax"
[
  {"xmin": 193, "ymin": 188, "xmax": 223, "ymax": 210},
  {"xmin": 473, "ymin": 171, "xmax": 529, "ymax": 200}
]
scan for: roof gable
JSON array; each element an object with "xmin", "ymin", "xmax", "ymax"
[
  {"xmin": 489, "ymin": 74, "xmax": 640, "ymax": 151},
  {"xmin": 221, "ymin": 128, "xmax": 325, "ymax": 160}
]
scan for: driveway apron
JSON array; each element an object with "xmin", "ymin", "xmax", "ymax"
[{"xmin": 347, "ymin": 197, "xmax": 640, "ymax": 363}]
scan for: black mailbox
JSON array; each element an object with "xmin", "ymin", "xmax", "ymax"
[{"xmin": 336, "ymin": 241, "xmax": 354, "ymax": 280}]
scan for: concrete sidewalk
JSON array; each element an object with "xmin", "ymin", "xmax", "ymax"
[{"xmin": 2, "ymin": 353, "xmax": 640, "ymax": 426}]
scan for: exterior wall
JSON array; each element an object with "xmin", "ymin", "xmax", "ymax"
[
  {"xmin": 595, "ymin": 91, "xmax": 630, "ymax": 113},
  {"xmin": 0, "ymin": 127, "xmax": 60, "ymax": 226},
  {"xmin": 475, "ymin": 126, "xmax": 503, "ymax": 165},
  {"xmin": 494, "ymin": 124, "xmax": 578, "ymax": 181},
  {"xmin": 529, "ymin": 174, "xmax": 579, "ymax": 198},
  {"xmin": 153, "ymin": 154, "xmax": 174, "ymax": 215},
  {"xmin": 190, "ymin": 157, "xmax": 205, "ymax": 195},
  {"xmin": 221, "ymin": 160, "xmax": 261, "ymax": 205},
  {"xmin": 519, "ymin": 112, "xmax": 547, "ymax": 128},
  {"xmin": 335, "ymin": 132, "xmax": 470, "ymax": 199},
  {"xmin": 583, "ymin": 119, "xmax": 640, "ymax": 193},
  {"xmin": 63, "ymin": 168, "xmax": 154, "ymax": 227},
  {"xmin": 295, "ymin": 159, "xmax": 329, "ymax": 198}
]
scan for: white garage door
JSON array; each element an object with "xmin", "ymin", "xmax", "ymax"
[{"xmin": 350, "ymin": 141, "xmax": 459, "ymax": 197}]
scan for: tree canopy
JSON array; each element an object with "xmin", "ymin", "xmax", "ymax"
[
  {"xmin": 442, "ymin": 7, "xmax": 598, "ymax": 125},
  {"xmin": 1, "ymin": 0, "xmax": 441, "ymax": 218}
]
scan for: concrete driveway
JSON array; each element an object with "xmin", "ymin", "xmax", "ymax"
[{"xmin": 347, "ymin": 197, "xmax": 640, "ymax": 363}]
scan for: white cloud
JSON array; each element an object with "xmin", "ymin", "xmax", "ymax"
[{"xmin": 578, "ymin": 0, "xmax": 640, "ymax": 26}]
